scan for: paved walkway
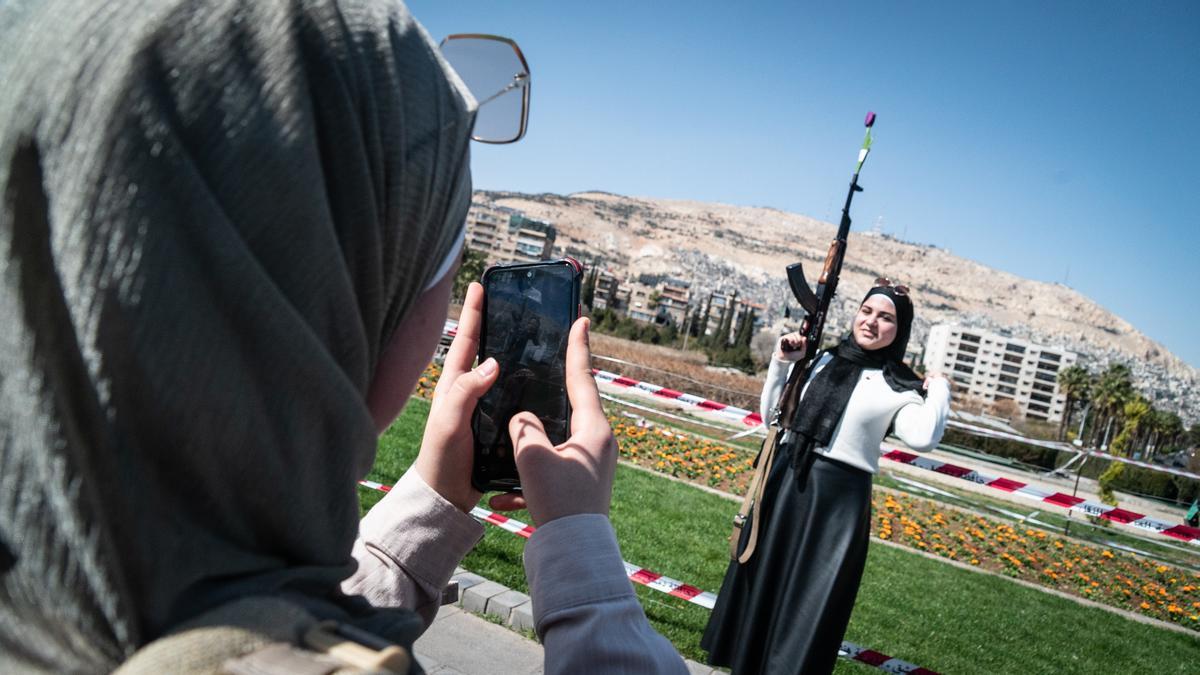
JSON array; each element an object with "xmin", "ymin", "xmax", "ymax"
[
  {"xmin": 414, "ymin": 604, "xmax": 544, "ymax": 674},
  {"xmin": 413, "ymin": 570, "xmax": 721, "ymax": 674}
]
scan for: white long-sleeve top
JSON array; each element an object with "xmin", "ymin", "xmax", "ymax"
[
  {"xmin": 344, "ymin": 469, "xmax": 686, "ymax": 673},
  {"xmin": 760, "ymin": 352, "xmax": 951, "ymax": 474}
]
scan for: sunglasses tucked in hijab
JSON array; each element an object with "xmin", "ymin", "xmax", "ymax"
[{"xmin": 0, "ymin": 0, "xmax": 473, "ymax": 669}]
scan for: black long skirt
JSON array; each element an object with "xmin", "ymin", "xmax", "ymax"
[{"xmin": 701, "ymin": 447, "xmax": 873, "ymax": 674}]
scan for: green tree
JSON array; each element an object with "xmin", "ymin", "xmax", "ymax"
[
  {"xmin": 1096, "ymin": 461, "xmax": 1125, "ymax": 508},
  {"xmin": 1088, "ymin": 364, "xmax": 1134, "ymax": 448},
  {"xmin": 452, "ymin": 248, "xmax": 488, "ymax": 301},
  {"xmin": 1056, "ymin": 365, "xmax": 1092, "ymax": 441},
  {"xmin": 687, "ymin": 307, "xmax": 703, "ymax": 338},
  {"xmin": 1145, "ymin": 409, "xmax": 1183, "ymax": 458},
  {"xmin": 581, "ymin": 267, "xmax": 597, "ymax": 308},
  {"xmin": 734, "ymin": 308, "xmax": 756, "ymax": 348},
  {"xmin": 713, "ymin": 292, "xmax": 737, "ymax": 347},
  {"xmin": 1110, "ymin": 395, "xmax": 1151, "ymax": 457}
]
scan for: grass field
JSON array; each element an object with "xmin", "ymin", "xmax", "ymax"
[{"xmin": 360, "ymin": 397, "xmax": 1199, "ymax": 673}]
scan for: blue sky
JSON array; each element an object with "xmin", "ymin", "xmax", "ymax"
[{"xmin": 411, "ymin": 1, "xmax": 1200, "ymax": 368}]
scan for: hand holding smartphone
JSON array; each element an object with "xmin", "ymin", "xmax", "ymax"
[{"xmin": 471, "ymin": 259, "xmax": 582, "ymax": 492}]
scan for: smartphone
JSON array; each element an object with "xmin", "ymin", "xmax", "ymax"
[{"xmin": 471, "ymin": 258, "xmax": 583, "ymax": 492}]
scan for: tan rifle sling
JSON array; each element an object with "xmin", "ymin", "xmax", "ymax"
[{"xmin": 729, "ymin": 425, "xmax": 781, "ymax": 563}]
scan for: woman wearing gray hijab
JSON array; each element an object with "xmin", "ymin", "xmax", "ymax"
[{"xmin": 0, "ymin": 0, "xmax": 683, "ymax": 672}]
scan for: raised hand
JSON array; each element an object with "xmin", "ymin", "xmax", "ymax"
[
  {"xmin": 775, "ymin": 332, "xmax": 808, "ymax": 362},
  {"xmin": 489, "ymin": 318, "xmax": 618, "ymax": 526},
  {"xmin": 413, "ymin": 282, "xmax": 497, "ymax": 512}
]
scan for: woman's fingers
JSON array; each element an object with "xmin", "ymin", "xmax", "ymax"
[
  {"xmin": 488, "ymin": 492, "xmax": 528, "ymax": 512},
  {"xmin": 776, "ymin": 332, "xmax": 807, "ymax": 361},
  {"xmin": 412, "ymin": 355, "xmax": 496, "ymax": 512},
  {"xmin": 564, "ymin": 318, "xmax": 606, "ymax": 436},
  {"xmin": 507, "ymin": 409, "xmax": 613, "ymax": 526},
  {"xmin": 439, "ymin": 282, "xmax": 484, "ymax": 384},
  {"xmin": 442, "ymin": 357, "xmax": 498, "ymax": 413}
]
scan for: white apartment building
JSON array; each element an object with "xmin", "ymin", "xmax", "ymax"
[{"xmin": 924, "ymin": 324, "xmax": 1078, "ymax": 423}]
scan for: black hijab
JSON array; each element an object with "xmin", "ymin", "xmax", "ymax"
[{"xmin": 791, "ymin": 286, "xmax": 924, "ymax": 448}]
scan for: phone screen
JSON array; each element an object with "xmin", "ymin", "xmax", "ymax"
[{"xmin": 472, "ymin": 261, "xmax": 579, "ymax": 491}]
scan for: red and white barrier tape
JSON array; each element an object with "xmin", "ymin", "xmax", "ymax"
[
  {"xmin": 880, "ymin": 447, "xmax": 1200, "ymax": 546},
  {"xmin": 358, "ymin": 478, "xmax": 938, "ymax": 674},
  {"xmin": 838, "ymin": 643, "xmax": 938, "ymax": 674},
  {"xmin": 592, "ymin": 369, "xmax": 764, "ymax": 427}
]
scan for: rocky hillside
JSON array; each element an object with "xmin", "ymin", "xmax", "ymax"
[{"xmin": 480, "ymin": 190, "xmax": 1198, "ymax": 423}]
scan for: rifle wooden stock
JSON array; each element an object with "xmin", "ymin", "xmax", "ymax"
[{"xmin": 819, "ymin": 239, "xmax": 843, "ymax": 285}]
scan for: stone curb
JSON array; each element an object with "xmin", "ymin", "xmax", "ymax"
[{"xmin": 448, "ymin": 567, "xmax": 721, "ymax": 673}]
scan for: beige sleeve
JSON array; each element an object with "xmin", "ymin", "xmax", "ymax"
[
  {"xmin": 524, "ymin": 514, "xmax": 687, "ymax": 674},
  {"xmin": 341, "ymin": 469, "xmax": 484, "ymax": 628}
]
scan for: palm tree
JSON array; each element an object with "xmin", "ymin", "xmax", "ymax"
[
  {"xmin": 1056, "ymin": 365, "xmax": 1092, "ymax": 441},
  {"xmin": 1110, "ymin": 395, "xmax": 1151, "ymax": 457},
  {"xmin": 1146, "ymin": 410, "xmax": 1183, "ymax": 458},
  {"xmin": 1089, "ymin": 364, "xmax": 1134, "ymax": 448}
]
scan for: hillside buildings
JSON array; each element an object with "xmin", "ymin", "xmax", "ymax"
[
  {"xmin": 924, "ymin": 324, "xmax": 1078, "ymax": 423},
  {"xmin": 465, "ymin": 202, "xmax": 556, "ymax": 264},
  {"xmin": 465, "ymin": 199, "xmax": 768, "ymax": 344},
  {"xmin": 591, "ymin": 269, "xmax": 620, "ymax": 310}
]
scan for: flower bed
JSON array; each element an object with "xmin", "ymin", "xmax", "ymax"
[
  {"xmin": 874, "ymin": 492, "xmax": 1200, "ymax": 629},
  {"xmin": 611, "ymin": 414, "xmax": 756, "ymax": 493},
  {"xmin": 414, "ymin": 362, "xmax": 442, "ymax": 400}
]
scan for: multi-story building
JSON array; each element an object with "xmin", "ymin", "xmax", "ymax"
[
  {"xmin": 592, "ymin": 269, "xmax": 620, "ymax": 310},
  {"xmin": 657, "ymin": 278, "xmax": 691, "ymax": 327},
  {"xmin": 507, "ymin": 214, "xmax": 556, "ymax": 263},
  {"xmin": 464, "ymin": 202, "xmax": 514, "ymax": 255},
  {"xmin": 924, "ymin": 324, "xmax": 1078, "ymax": 423},
  {"xmin": 463, "ymin": 202, "xmax": 558, "ymax": 265},
  {"xmin": 701, "ymin": 291, "xmax": 734, "ymax": 342},
  {"xmin": 624, "ymin": 282, "xmax": 657, "ymax": 324},
  {"xmin": 700, "ymin": 291, "xmax": 764, "ymax": 345},
  {"xmin": 611, "ymin": 285, "xmax": 632, "ymax": 314}
]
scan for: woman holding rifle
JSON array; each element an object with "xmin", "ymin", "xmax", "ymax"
[{"xmin": 702, "ymin": 281, "xmax": 951, "ymax": 674}]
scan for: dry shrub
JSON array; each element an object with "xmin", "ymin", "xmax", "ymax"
[{"xmin": 589, "ymin": 333, "xmax": 762, "ymax": 410}]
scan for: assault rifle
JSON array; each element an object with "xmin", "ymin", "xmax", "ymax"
[{"xmin": 730, "ymin": 112, "xmax": 876, "ymax": 563}]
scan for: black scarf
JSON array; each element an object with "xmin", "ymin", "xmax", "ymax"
[{"xmin": 789, "ymin": 287, "xmax": 924, "ymax": 465}]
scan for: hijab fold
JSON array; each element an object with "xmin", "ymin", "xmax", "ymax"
[
  {"xmin": 788, "ymin": 287, "xmax": 924, "ymax": 472},
  {"xmin": 0, "ymin": 0, "xmax": 473, "ymax": 669}
]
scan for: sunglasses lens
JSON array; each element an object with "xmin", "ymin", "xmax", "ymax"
[
  {"xmin": 895, "ymin": 285, "xmax": 909, "ymax": 295},
  {"xmin": 874, "ymin": 277, "xmax": 890, "ymax": 287}
]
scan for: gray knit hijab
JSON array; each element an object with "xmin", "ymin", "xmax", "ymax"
[{"xmin": 0, "ymin": 0, "xmax": 472, "ymax": 670}]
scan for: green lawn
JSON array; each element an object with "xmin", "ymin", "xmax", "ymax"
[{"xmin": 360, "ymin": 398, "xmax": 1199, "ymax": 673}]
